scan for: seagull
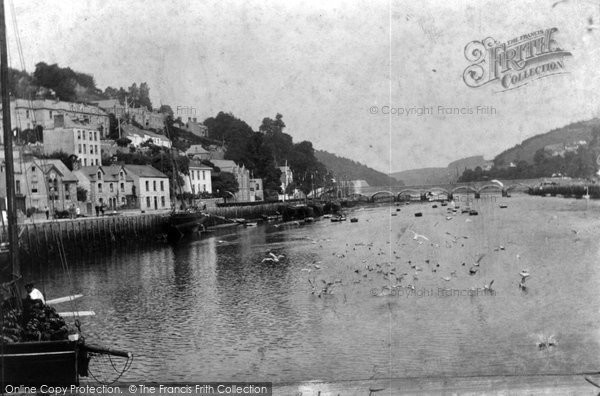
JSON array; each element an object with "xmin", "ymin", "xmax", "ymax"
[
  {"xmin": 261, "ymin": 252, "xmax": 285, "ymax": 263},
  {"xmin": 519, "ymin": 270, "xmax": 530, "ymax": 287},
  {"xmin": 484, "ymin": 280, "xmax": 494, "ymax": 291},
  {"xmin": 308, "ymin": 278, "xmax": 316, "ymax": 294},
  {"xmin": 409, "ymin": 230, "xmax": 430, "ymax": 241},
  {"xmin": 473, "ymin": 253, "xmax": 486, "ymax": 266}
]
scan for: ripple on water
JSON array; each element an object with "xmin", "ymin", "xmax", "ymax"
[{"xmin": 23, "ymin": 197, "xmax": 600, "ymax": 382}]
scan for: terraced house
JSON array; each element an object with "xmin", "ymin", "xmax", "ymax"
[
  {"xmin": 0, "ymin": 98, "xmax": 109, "ymax": 140},
  {"xmin": 123, "ymin": 165, "xmax": 170, "ymax": 211},
  {"xmin": 73, "ymin": 165, "xmax": 133, "ymax": 214},
  {"xmin": 43, "ymin": 114, "xmax": 102, "ymax": 167}
]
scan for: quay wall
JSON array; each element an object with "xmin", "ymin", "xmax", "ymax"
[{"xmin": 17, "ymin": 214, "xmax": 167, "ymax": 260}]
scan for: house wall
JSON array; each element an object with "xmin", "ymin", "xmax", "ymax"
[
  {"xmin": 185, "ymin": 167, "xmax": 212, "ymax": 194},
  {"xmin": 44, "ymin": 127, "xmax": 101, "ymax": 167},
  {"xmin": 135, "ymin": 176, "xmax": 171, "ymax": 211}
]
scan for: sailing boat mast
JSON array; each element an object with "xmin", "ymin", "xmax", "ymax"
[{"xmin": 0, "ymin": 0, "xmax": 20, "ymax": 290}]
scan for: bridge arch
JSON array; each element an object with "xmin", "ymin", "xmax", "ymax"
[
  {"xmin": 397, "ymin": 189, "xmax": 423, "ymax": 201},
  {"xmin": 451, "ymin": 185, "xmax": 478, "ymax": 194},
  {"xmin": 370, "ymin": 190, "xmax": 395, "ymax": 201},
  {"xmin": 477, "ymin": 184, "xmax": 503, "ymax": 194}
]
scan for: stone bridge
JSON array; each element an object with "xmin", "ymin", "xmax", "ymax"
[{"xmin": 318, "ymin": 178, "xmax": 542, "ymax": 201}]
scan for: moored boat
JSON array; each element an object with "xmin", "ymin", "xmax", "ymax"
[
  {"xmin": 0, "ymin": 2, "xmax": 131, "ymax": 386},
  {"xmin": 166, "ymin": 209, "xmax": 207, "ymax": 239}
]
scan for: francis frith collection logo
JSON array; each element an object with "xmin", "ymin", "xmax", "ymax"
[{"xmin": 463, "ymin": 28, "xmax": 571, "ymax": 91}]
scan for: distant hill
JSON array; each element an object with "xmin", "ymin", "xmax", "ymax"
[
  {"xmin": 314, "ymin": 150, "xmax": 402, "ymax": 186},
  {"xmin": 447, "ymin": 155, "xmax": 492, "ymax": 172},
  {"xmin": 390, "ymin": 167, "xmax": 454, "ymax": 186},
  {"xmin": 390, "ymin": 156, "xmax": 494, "ymax": 186},
  {"xmin": 494, "ymin": 118, "xmax": 600, "ymax": 167}
]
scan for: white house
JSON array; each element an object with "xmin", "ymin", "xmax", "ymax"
[
  {"xmin": 184, "ymin": 160, "xmax": 212, "ymax": 195},
  {"xmin": 122, "ymin": 124, "xmax": 172, "ymax": 149},
  {"xmin": 123, "ymin": 165, "xmax": 171, "ymax": 211}
]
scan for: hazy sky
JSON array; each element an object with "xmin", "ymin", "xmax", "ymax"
[{"xmin": 7, "ymin": 0, "xmax": 600, "ymax": 173}]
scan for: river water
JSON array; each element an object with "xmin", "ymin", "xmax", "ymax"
[{"xmin": 22, "ymin": 195, "xmax": 600, "ymax": 384}]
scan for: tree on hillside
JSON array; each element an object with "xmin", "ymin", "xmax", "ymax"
[
  {"xmin": 19, "ymin": 125, "xmax": 44, "ymax": 144},
  {"xmin": 159, "ymin": 105, "xmax": 174, "ymax": 116},
  {"xmin": 259, "ymin": 113, "xmax": 286, "ymax": 134},
  {"xmin": 8, "ymin": 68, "xmax": 36, "ymax": 99},
  {"xmin": 137, "ymin": 82, "xmax": 152, "ymax": 110},
  {"xmin": 41, "ymin": 151, "xmax": 78, "ymax": 171},
  {"xmin": 33, "ymin": 62, "xmax": 104, "ymax": 102},
  {"xmin": 289, "ymin": 140, "xmax": 327, "ymax": 194},
  {"xmin": 211, "ymin": 172, "xmax": 239, "ymax": 202},
  {"xmin": 203, "ymin": 112, "xmax": 284, "ymax": 198},
  {"xmin": 259, "ymin": 114, "xmax": 293, "ymax": 166}
]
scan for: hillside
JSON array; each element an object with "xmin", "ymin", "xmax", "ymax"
[
  {"xmin": 494, "ymin": 118, "xmax": 600, "ymax": 166},
  {"xmin": 315, "ymin": 150, "xmax": 402, "ymax": 186},
  {"xmin": 390, "ymin": 167, "xmax": 453, "ymax": 186},
  {"xmin": 447, "ymin": 155, "xmax": 491, "ymax": 172}
]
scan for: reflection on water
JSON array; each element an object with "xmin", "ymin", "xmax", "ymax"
[{"xmin": 21, "ymin": 196, "xmax": 600, "ymax": 383}]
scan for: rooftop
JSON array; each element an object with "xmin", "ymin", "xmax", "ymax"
[
  {"xmin": 122, "ymin": 124, "xmax": 170, "ymax": 141},
  {"xmin": 39, "ymin": 159, "xmax": 78, "ymax": 182},
  {"xmin": 211, "ymin": 159, "xmax": 240, "ymax": 170},
  {"xmin": 123, "ymin": 164, "xmax": 168, "ymax": 178},
  {"xmin": 186, "ymin": 145, "xmax": 209, "ymax": 155}
]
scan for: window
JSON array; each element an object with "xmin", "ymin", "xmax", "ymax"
[
  {"xmin": 153, "ymin": 181, "xmax": 156, "ymax": 191},
  {"xmin": 119, "ymin": 171, "xmax": 124, "ymax": 178},
  {"xmin": 89, "ymin": 131, "xmax": 93, "ymax": 140},
  {"xmin": 202, "ymin": 184, "xmax": 206, "ymax": 192},
  {"xmin": 49, "ymin": 110, "xmax": 53, "ymax": 118},
  {"xmin": 160, "ymin": 181, "xmax": 164, "ymax": 191},
  {"xmin": 31, "ymin": 181, "xmax": 38, "ymax": 193},
  {"xmin": 145, "ymin": 181, "xmax": 149, "ymax": 191},
  {"xmin": 161, "ymin": 196, "xmax": 165, "ymax": 207},
  {"xmin": 25, "ymin": 110, "xmax": 29, "ymax": 118},
  {"xmin": 65, "ymin": 184, "xmax": 70, "ymax": 200},
  {"xmin": 191, "ymin": 184, "xmax": 195, "ymax": 193},
  {"xmin": 94, "ymin": 131, "xmax": 97, "ymax": 141},
  {"xmin": 98, "ymin": 183, "xmax": 102, "ymax": 192},
  {"xmin": 83, "ymin": 144, "xmax": 86, "ymax": 154},
  {"xmin": 146, "ymin": 197, "xmax": 151, "ymax": 208},
  {"xmin": 191, "ymin": 171, "xmax": 195, "ymax": 180},
  {"xmin": 97, "ymin": 171, "xmax": 102, "ymax": 180},
  {"xmin": 31, "ymin": 166, "xmax": 36, "ymax": 172},
  {"xmin": 78, "ymin": 144, "xmax": 82, "ymax": 154},
  {"xmin": 15, "ymin": 180, "xmax": 20, "ymax": 194},
  {"xmin": 110, "ymin": 183, "xmax": 114, "ymax": 192},
  {"xmin": 202, "ymin": 171, "xmax": 206, "ymax": 180},
  {"xmin": 120, "ymin": 183, "xmax": 125, "ymax": 192},
  {"xmin": 84, "ymin": 159, "xmax": 87, "ymax": 166},
  {"xmin": 77, "ymin": 131, "xmax": 81, "ymax": 140}
]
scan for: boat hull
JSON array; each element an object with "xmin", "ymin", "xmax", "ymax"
[
  {"xmin": 0, "ymin": 340, "xmax": 87, "ymax": 386},
  {"xmin": 166, "ymin": 211, "xmax": 207, "ymax": 239}
]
